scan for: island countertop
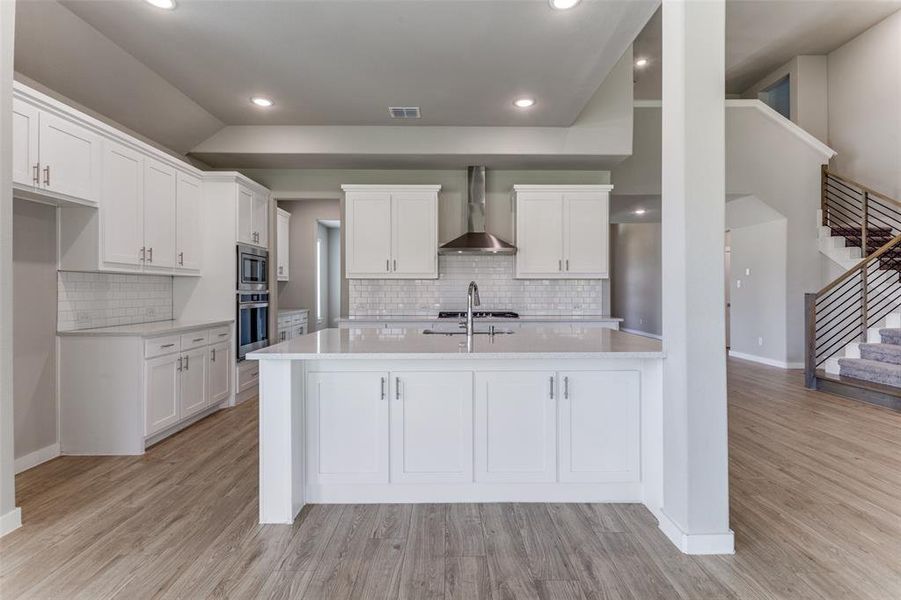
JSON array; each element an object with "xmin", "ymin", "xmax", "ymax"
[{"xmin": 248, "ymin": 326, "xmax": 663, "ymax": 360}]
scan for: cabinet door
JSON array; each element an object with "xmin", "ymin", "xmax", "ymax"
[
  {"xmin": 390, "ymin": 372, "xmax": 473, "ymax": 483},
  {"xmin": 143, "ymin": 159, "xmax": 178, "ymax": 270},
  {"xmin": 101, "ymin": 141, "xmax": 144, "ymax": 267},
  {"xmin": 391, "ymin": 192, "xmax": 437, "ymax": 278},
  {"xmin": 208, "ymin": 341, "xmax": 231, "ymax": 405},
  {"xmin": 37, "ymin": 111, "xmax": 100, "ymax": 203},
  {"xmin": 307, "ymin": 371, "xmax": 389, "ymax": 484},
  {"xmin": 277, "ymin": 211, "xmax": 290, "ymax": 280},
  {"xmin": 345, "ymin": 191, "xmax": 392, "ymax": 278},
  {"xmin": 12, "ymin": 99, "xmax": 39, "ymax": 188},
  {"xmin": 474, "ymin": 371, "xmax": 557, "ymax": 483},
  {"xmin": 252, "ymin": 191, "xmax": 269, "ymax": 248},
  {"xmin": 515, "ymin": 193, "xmax": 564, "ymax": 278},
  {"xmin": 144, "ymin": 354, "xmax": 180, "ymax": 437},
  {"xmin": 176, "ymin": 173, "xmax": 203, "ymax": 272},
  {"xmin": 179, "ymin": 347, "xmax": 208, "ymax": 419},
  {"xmin": 236, "ymin": 185, "xmax": 255, "ymax": 245},
  {"xmin": 564, "ymin": 192, "xmax": 609, "ymax": 277},
  {"xmin": 558, "ymin": 371, "xmax": 640, "ymax": 482}
]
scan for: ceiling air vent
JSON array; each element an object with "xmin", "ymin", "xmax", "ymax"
[{"xmin": 388, "ymin": 106, "xmax": 421, "ymax": 119}]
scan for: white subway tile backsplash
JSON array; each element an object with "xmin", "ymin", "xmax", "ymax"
[
  {"xmin": 57, "ymin": 271, "xmax": 173, "ymax": 331},
  {"xmin": 349, "ymin": 255, "xmax": 609, "ymax": 317}
]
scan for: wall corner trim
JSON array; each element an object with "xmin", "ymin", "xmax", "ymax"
[
  {"xmin": 14, "ymin": 442, "xmax": 60, "ymax": 474},
  {"xmin": 656, "ymin": 509, "xmax": 735, "ymax": 555},
  {"xmin": 0, "ymin": 507, "xmax": 22, "ymax": 537}
]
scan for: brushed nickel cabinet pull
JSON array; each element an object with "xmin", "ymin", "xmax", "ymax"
[
  {"xmin": 395, "ymin": 377, "xmax": 400, "ymax": 400},
  {"xmin": 178, "ymin": 252, "xmax": 184, "ymax": 266},
  {"xmin": 558, "ymin": 259, "xmax": 562, "ymax": 271},
  {"xmin": 43, "ymin": 165, "xmax": 50, "ymax": 186},
  {"xmin": 176, "ymin": 356, "xmax": 183, "ymax": 372},
  {"xmin": 140, "ymin": 247, "xmax": 146, "ymax": 262},
  {"xmin": 160, "ymin": 343, "xmax": 175, "ymax": 349},
  {"xmin": 211, "ymin": 348, "xmax": 216, "ymax": 361},
  {"xmin": 566, "ymin": 259, "xmax": 569, "ymax": 271},
  {"xmin": 380, "ymin": 377, "xmax": 386, "ymax": 400},
  {"xmin": 32, "ymin": 163, "xmax": 39, "ymax": 185},
  {"xmin": 393, "ymin": 259, "xmax": 397, "ymax": 272},
  {"xmin": 549, "ymin": 376, "xmax": 555, "ymax": 400},
  {"xmin": 386, "ymin": 259, "xmax": 390, "ymax": 272},
  {"xmin": 564, "ymin": 376, "xmax": 569, "ymax": 399},
  {"xmin": 193, "ymin": 337, "xmax": 204, "ymax": 342},
  {"xmin": 184, "ymin": 355, "xmax": 190, "ymax": 370},
  {"xmin": 147, "ymin": 247, "xmax": 153, "ymax": 263}
]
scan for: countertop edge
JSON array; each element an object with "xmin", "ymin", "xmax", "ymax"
[
  {"xmin": 247, "ymin": 351, "xmax": 666, "ymax": 361},
  {"xmin": 57, "ymin": 319, "xmax": 234, "ymax": 338}
]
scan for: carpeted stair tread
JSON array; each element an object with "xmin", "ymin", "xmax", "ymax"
[
  {"xmin": 879, "ymin": 328, "xmax": 901, "ymax": 345},
  {"xmin": 838, "ymin": 358, "xmax": 901, "ymax": 388},
  {"xmin": 859, "ymin": 343, "xmax": 901, "ymax": 365}
]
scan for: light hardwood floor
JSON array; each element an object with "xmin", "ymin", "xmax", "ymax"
[{"xmin": 2, "ymin": 358, "xmax": 900, "ymax": 599}]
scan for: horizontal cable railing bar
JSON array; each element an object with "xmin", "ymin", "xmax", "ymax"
[{"xmin": 826, "ymin": 171, "xmax": 901, "ymax": 208}]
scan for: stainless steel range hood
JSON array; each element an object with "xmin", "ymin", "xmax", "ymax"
[{"xmin": 438, "ymin": 166, "xmax": 516, "ymax": 255}]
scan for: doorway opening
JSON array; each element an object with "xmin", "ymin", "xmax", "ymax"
[{"xmin": 316, "ymin": 220, "xmax": 341, "ymax": 329}]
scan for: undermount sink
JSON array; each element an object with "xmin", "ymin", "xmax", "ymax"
[{"xmin": 421, "ymin": 328, "xmax": 515, "ymax": 336}]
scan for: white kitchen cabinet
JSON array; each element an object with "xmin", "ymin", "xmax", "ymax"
[
  {"xmin": 12, "ymin": 96, "xmax": 101, "ymax": 205},
  {"xmin": 514, "ymin": 185, "xmax": 612, "ymax": 279},
  {"xmin": 390, "ymin": 372, "xmax": 473, "ymax": 483},
  {"xmin": 558, "ymin": 370, "xmax": 640, "ymax": 483},
  {"xmin": 237, "ymin": 184, "xmax": 269, "ymax": 248},
  {"xmin": 208, "ymin": 341, "xmax": 231, "ymax": 405},
  {"xmin": 307, "ymin": 371, "xmax": 389, "ymax": 484},
  {"xmin": 277, "ymin": 208, "xmax": 290, "ymax": 281},
  {"xmin": 179, "ymin": 346, "xmax": 209, "ymax": 419},
  {"xmin": 143, "ymin": 158, "xmax": 178, "ymax": 271},
  {"xmin": 144, "ymin": 353, "xmax": 181, "ymax": 437},
  {"xmin": 474, "ymin": 371, "xmax": 557, "ymax": 483},
  {"xmin": 101, "ymin": 140, "xmax": 144, "ymax": 268},
  {"xmin": 12, "ymin": 99, "xmax": 39, "ymax": 189},
  {"xmin": 343, "ymin": 185, "xmax": 440, "ymax": 279},
  {"xmin": 176, "ymin": 173, "xmax": 203, "ymax": 272}
]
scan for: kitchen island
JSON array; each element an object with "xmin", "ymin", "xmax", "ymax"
[{"xmin": 248, "ymin": 326, "xmax": 665, "ymax": 525}]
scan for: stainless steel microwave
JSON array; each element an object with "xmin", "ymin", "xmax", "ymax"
[{"xmin": 237, "ymin": 244, "xmax": 268, "ymax": 291}]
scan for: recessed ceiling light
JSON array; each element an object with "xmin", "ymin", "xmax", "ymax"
[
  {"xmin": 145, "ymin": 0, "xmax": 176, "ymax": 9},
  {"xmin": 635, "ymin": 58, "xmax": 649, "ymax": 68},
  {"xmin": 549, "ymin": 0, "xmax": 581, "ymax": 10},
  {"xmin": 513, "ymin": 98, "xmax": 536, "ymax": 109},
  {"xmin": 634, "ymin": 208, "xmax": 647, "ymax": 215},
  {"xmin": 251, "ymin": 97, "xmax": 274, "ymax": 108}
]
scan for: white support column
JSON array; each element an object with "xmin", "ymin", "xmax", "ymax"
[
  {"xmin": 257, "ymin": 359, "xmax": 305, "ymax": 524},
  {"xmin": 0, "ymin": 0, "xmax": 22, "ymax": 537},
  {"xmin": 659, "ymin": 0, "xmax": 734, "ymax": 554}
]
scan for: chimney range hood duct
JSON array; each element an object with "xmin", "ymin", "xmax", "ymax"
[{"xmin": 438, "ymin": 166, "xmax": 516, "ymax": 255}]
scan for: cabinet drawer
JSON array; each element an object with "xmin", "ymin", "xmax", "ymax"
[
  {"xmin": 180, "ymin": 330, "xmax": 209, "ymax": 351},
  {"xmin": 292, "ymin": 324, "xmax": 306, "ymax": 338},
  {"xmin": 144, "ymin": 335, "xmax": 181, "ymax": 358},
  {"xmin": 209, "ymin": 325, "xmax": 231, "ymax": 343}
]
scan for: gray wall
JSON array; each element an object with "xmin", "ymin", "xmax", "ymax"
[
  {"xmin": 12, "ymin": 201, "xmax": 58, "ymax": 460},
  {"xmin": 1, "ymin": 0, "xmax": 18, "ymax": 526},
  {"xmin": 611, "ymin": 223, "xmax": 662, "ymax": 336},
  {"xmin": 327, "ymin": 227, "xmax": 340, "ymax": 329},
  {"xmin": 276, "ymin": 199, "xmax": 341, "ymax": 327}
]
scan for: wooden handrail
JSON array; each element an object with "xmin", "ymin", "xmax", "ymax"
[
  {"xmin": 824, "ymin": 169, "xmax": 901, "ymax": 209},
  {"xmin": 816, "ymin": 233, "xmax": 901, "ymax": 298}
]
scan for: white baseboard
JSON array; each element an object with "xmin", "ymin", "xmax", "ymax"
[
  {"xmin": 621, "ymin": 328, "xmax": 662, "ymax": 340},
  {"xmin": 14, "ymin": 442, "xmax": 60, "ymax": 474},
  {"xmin": 0, "ymin": 508, "xmax": 22, "ymax": 537},
  {"xmin": 657, "ymin": 509, "xmax": 735, "ymax": 555},
  {"xmin": 728, "ymin": 350, "xmax": 803, "ymax": 370}
]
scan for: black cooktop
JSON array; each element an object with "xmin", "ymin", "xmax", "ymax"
[{"xmin": 437, "ymin": 311, "xmax": 520, "ymax": 319}]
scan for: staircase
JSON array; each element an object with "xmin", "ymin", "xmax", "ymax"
[{"xmin": 807, "ymin": 168, "xmax": 901, "ymax": 411}]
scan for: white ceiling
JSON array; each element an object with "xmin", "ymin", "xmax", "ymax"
[
  {"xmin": 633, "ymin": 0, "xmax": 901, "ymax": 99},
  {"xmin": 56, "ymin": 0, "xmax": 656, "ymax": 127}
]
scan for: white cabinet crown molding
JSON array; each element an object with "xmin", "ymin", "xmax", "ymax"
[
  {"xmin": 512, "ymin": 184, "xmax": 614, "ymax": 192},
  {"xmin": 341, "ymin": 184, "xmax": 442, "ymax": 192}
]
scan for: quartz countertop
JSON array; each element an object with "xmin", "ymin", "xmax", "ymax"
[
  {"xmin": 248, "ymin": 326, "xmax": 662, "ymax": 360},
  {"xmin": 339, "ymin": 315, "xmax": 624, "ymax": 323},
  {"xmin": 57, "ymin": 319, "xmax": 233, "ymax": 338}
]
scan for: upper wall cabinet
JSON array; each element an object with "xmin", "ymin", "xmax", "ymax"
[
  {"xmin": 514, "ymin": 185, "xmax": 613, "ymax": 279},
  {"xmin": 237, "ymin": 184, "xmax": 269, "ymax": 249},
  {"xmin": 12, "ymin": 97, "xmax": 102, "ymax": 206},
  {"xmin": 343, "ymin": 185, "xmax": 440, "ymax": 279}
]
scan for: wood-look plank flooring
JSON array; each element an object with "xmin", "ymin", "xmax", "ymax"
[{"xmin": 2, "ymin": 358, "xmax": 900, "ymax": 599}]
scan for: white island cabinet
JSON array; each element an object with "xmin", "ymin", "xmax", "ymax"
[{"xmin": 248, "ymin": 327, "xmax": 664, "ymax": 525}]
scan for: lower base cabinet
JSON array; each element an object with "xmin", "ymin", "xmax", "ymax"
[
  {"xmin": 558, "ymin": 370, "xmax": 640, "ymax": 482},
  {"xmin": 390, "ymin": 371, "xmax": 473, "ymax": 483},
  {"xmin": 209, "ymin": 341, "xmax": 231, "ymax": 404},
  {"xmin": 474, "ymin": 371, "xmax": 557, "ymax": 483},
  {"xmin": 144, "ymin": 354, "xmax": 181, "ymax": 437},
  {"xmin": 304, "ymin": 367, "xmax": 641, "ymax": 488},
  {"xmin": 179, "ymin": 346, "xmax": 209, "ymax": 420},
  {"xmin": 307, "ymin": 371, "xmax": 390, "ymax": 484}
]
